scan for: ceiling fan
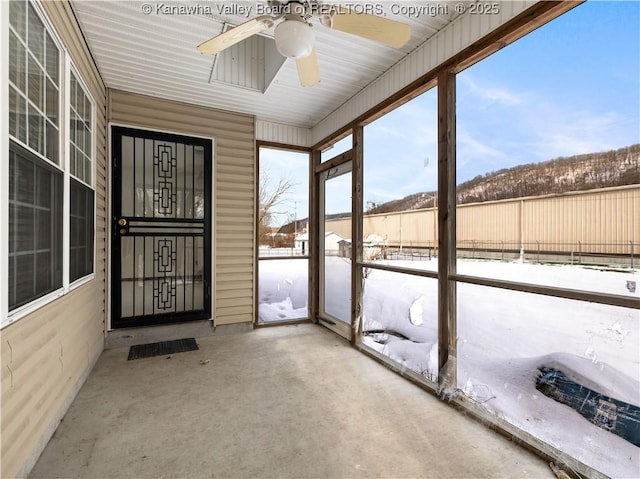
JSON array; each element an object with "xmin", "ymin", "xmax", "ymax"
[{"xmin": 197, "ymin": 0, "xmax": 412, "ymax": 87}]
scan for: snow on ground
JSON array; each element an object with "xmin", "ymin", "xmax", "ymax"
[
  {"xmin": 258, "ymin": 259, "xmax": 309, "ymax": 322},
  {"xmin": 258, "ymin": 257, "xmax": 640, "ymax": 478}
]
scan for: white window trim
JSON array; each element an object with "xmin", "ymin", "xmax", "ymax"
[
  {"xmin": 1, "ymin": 0, "xmax": 10, "ymax": 327},
  {"xmin": 8, "ymin": 0, "xmax": 64, "ymax": 170},
  {"xmin": 62, "ymin": 53, "xmax": 70, "ymax": 293},
  {"xmin": 2, "ymin": 0, "xmax": 96, "ymax": 328}
]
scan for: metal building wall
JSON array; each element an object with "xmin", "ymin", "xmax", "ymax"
[
  {"xmin": 523, "ymin": 187, "xmax": 638, "ymax": 255},
  {"xmin": 325, "ymin": 185, "xmax": 639, "ymax": 255},
  {"xmin": 108, "ymin": 90, "xmax": 256, "ymax": 326},
  {"xmin": 324, "ymin": 218, "xmax": 351, "ymax": 239},
  {"xmin": 363, "ymin": 209, "xmax": 438, "ymax": 247},
  {"xmin": 457, "ymin": 199, "xmax": 521, "ymax": 250},
  {"xmin": 1, "ymin": 2, "xmax": 107, "ymax": 477}
]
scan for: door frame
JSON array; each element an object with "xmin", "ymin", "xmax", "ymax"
[
  {"xmin": 312, "ymin": 127, "xmax": 364, "ymax": 344},
  {"xmin": 108, "ymin": 124, "xmax": 215, "ymax": 330},
  {"xmin": 317, "ymin": 158, "xmax": 353, "ymax": 340}
]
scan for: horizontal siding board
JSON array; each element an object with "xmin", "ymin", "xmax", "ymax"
[
  {"xmin": 217, "ymin": 180, "xmax": 253, "ymax": 189},
  {"xmin": 216, "ymin": 280, "xmax": 255, "ymax": 291},
  {"xmin": 217, "ymin": 299, "xmax": 253, "ymax": 310},
  {"xmin": 216, "ymin": 230, "xmax": 254, "ymax": 238},
  {"xmin": 214, "ymin": 173, "xmax": 256, "ymax": 186},
  {"xmin": 216, "ymin": 166, "xmax": 254, "ymax": 178},
  {"xmin": 217, "ymin": 289, "xmax": 255, "ymax": 301},
  {"xmin": 215, "ymin": 313, "xmax": 254, "ymax": 325},
  {"xmin": 215, "ymin": 305, "xmax": 254, "ymax": 318},
  {"xmin": 216, "ymin": 264, "xmax": 254, "ymax": 274},
  {"xmin": 217, "ymin": 190, "xmax": 255, "ymax": 201}
]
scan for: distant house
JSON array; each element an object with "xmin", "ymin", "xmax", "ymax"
[
  {"xmin": 294, "ymin": 232, "xmax": 309, "ymax": 255},
  {"xmin": 363, "ymin": 234, "xmax": 386, "ymax": 261},
  {"xmin": 295, "ymin": 231, "xmax": 347, "ymax": 256},
  {"xmin": 336, "ymin": 235, "xmax": 386, "ymax": 260},
  {"xmin": 324, "ymin": 232, "xmax": 346, "ymax": 255}
]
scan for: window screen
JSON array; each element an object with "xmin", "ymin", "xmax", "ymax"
[
  {"xmin": 69, "ymin": 70, "xmax": 92, "ymax": 185},
  {"xmin": 69, "ymin": 179, "xmax": 94, "ymax": 282},
  {"xmin": 9, "ymin": 141, "xmax": 63, "ymax": 309}
]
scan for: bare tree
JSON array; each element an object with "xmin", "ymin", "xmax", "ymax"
[{"xmin": 258, "ymin": 171, "xmax": 294, "ymax": 246}]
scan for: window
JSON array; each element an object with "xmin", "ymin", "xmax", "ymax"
[
  {"xmin": 9, "ymin": 0, "xmax": 59, "ymax": 163},
  {"xmin": 69, "ymin": 180, "xmax": 94, "ymax": 282},
  {"xmin": 9, "ymin": 142, "xmax": 63, "ymax": 310},
  {"xmin": 454, "ymin": 2, "xmax": 639, "ymax": 478},
  {"xmin": 359, "ymin": 87, "xmax": 439, "ymax": 379},
  {"xmin": 69, "ymin": 70, "xmax": 94, "ymax": 283},
  {"xmin": 8, "ymin": 0, "xmax": 62, "ymax": 313},
  {"xmin": 69, "ymin": 70, "xmax": 91, "ymax": 184},
  {"xmin": 257, "ymin": 147, "xmax": 309, "ymax": 324},
  {"xmin": 6, "ymin": 0, "xmax": 95, "ymax": 322}
]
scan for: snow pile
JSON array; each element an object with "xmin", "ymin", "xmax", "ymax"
[{"xmin": 258, "ymin": 259, "xmax": 308, "ymax": 322}]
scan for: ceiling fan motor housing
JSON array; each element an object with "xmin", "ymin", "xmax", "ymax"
[{"xmin": 274, "ymin": 16, "xmax": 315, "ymax": 59}]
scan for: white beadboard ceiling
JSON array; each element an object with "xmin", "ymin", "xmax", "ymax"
[{"xmin": 71, "ymin": 1, "xmax": 467, "ymax": 131}]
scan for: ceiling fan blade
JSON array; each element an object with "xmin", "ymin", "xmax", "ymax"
[
  {"xmin": 296, "ymin": 49, "xmax": 320, "ymax": 87},
  {"xmin": 331, "ymin": 9, "xmax": 411, "ymax": 48},
  {"xmin": 197, "ymin": 16, "xmax": 273, "ymax": 55}
]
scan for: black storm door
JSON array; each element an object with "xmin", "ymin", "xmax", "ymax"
[{"xmin": 111, "ymin": 127, "xmax": 212, "ymax": 329}]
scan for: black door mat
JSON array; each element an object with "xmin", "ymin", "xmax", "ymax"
[{"xmin": 128, "ymin": 338, "xmax": 199, "ymax": 360}]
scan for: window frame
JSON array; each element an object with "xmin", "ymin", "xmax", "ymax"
[
  {"xmin": 3, "ymin": 0, "xmax": 96, "ymax": 328},
  {"xmin": 8, "ymin": 0, "xmax": 61, "ymax": 167},
  {"xmin": 66, "ymin": 62, "xmax": 96, "ymax": 288},
  {"xmin": 8, "ymin": 140, "xmax": 64, "ymax": 311}
]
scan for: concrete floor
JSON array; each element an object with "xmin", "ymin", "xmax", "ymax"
[{"xmin": 31, "ymin": 324, "xmax": 555, "ymax": 479}]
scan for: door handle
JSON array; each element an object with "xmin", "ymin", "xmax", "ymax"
[{"xmin": 117, "ymin": 218, "xmax": 128, "ymax": 235}]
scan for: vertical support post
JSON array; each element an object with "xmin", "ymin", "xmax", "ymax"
[
  {"xmin": 352, "ymin": 126, "xmax": 364, "ymax": 346},
  {"xmin": 399, "ymin": 212, "xmax": 403, "ymax": 253},
  {"xmin": 309, "ymin": 149, "xmax": 321, "ymax": 323},
  {"xmin": 253, "ymin": 145, "xmax": 260, "ymax": 326},
  {"xmin": 578, "ymin": 240, "xmax": 582, "ymax": 264},
  {"xmin": 519, "ymin": 199, "xmax": 525, "ymax": 262},
  {"xmin": 437, "ymin": 70, "xmax": 457, "ymax": 393},
  {"xmin": 433, "ymin": 200, "xmax": 437, "ymax": 258}
]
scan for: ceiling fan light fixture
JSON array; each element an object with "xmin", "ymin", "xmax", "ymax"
[{"xmin": 274, "ymin": 18, "xmax": 315, "ymax": 59}]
